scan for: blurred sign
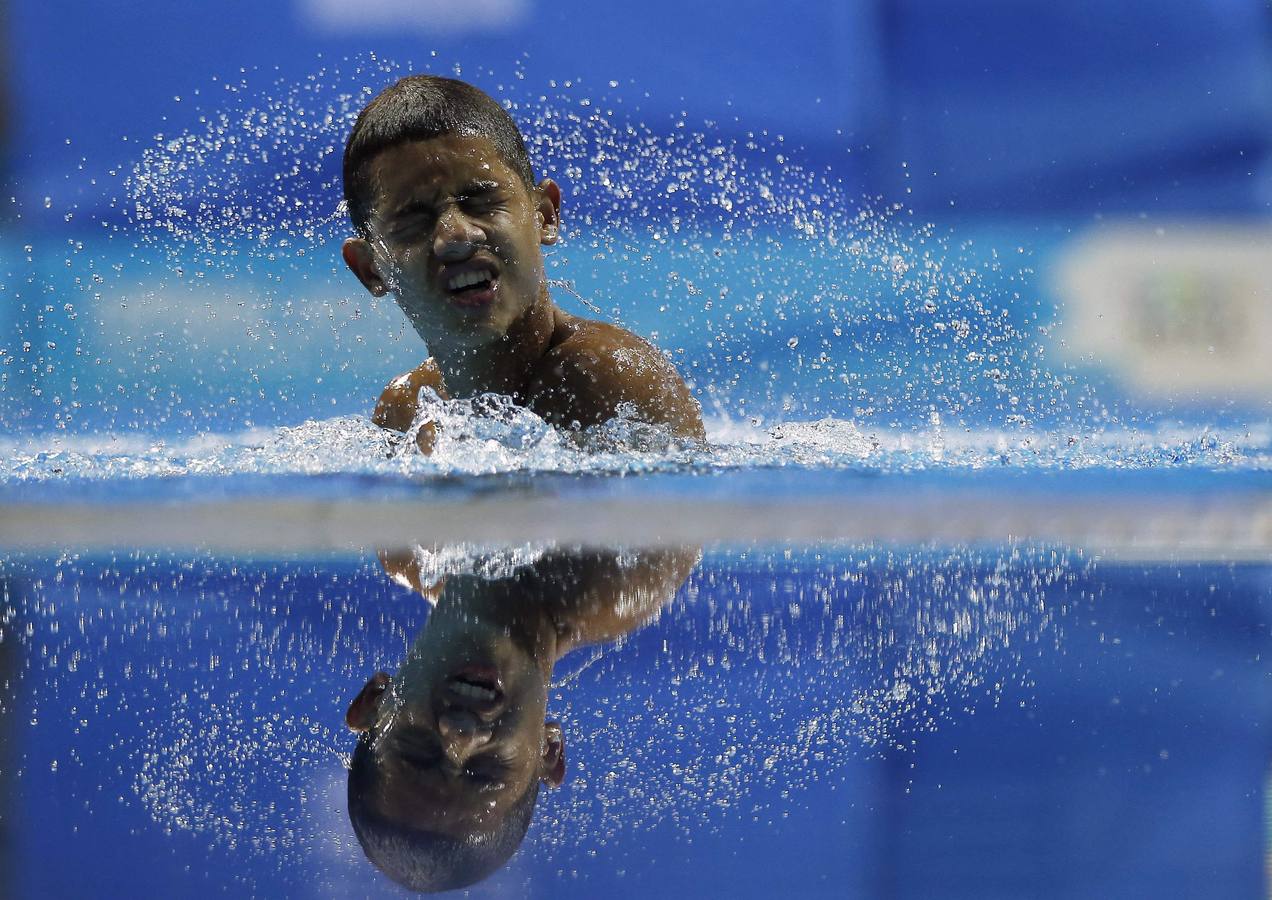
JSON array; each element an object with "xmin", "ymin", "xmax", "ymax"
[
  {"xmin": 297, "ymin": 0, "xmax": 529, "ymax": 32},
  {"xmin": 1053, "ymin": 225, "xmax": 1272, "ymax": 400}
]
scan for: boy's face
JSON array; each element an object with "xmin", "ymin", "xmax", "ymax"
[
  {"xmin": 344, "ymin": 134, "xmax": 561, "ymax": 349},
  {"xmin": 346, "ymin": 646, "xmax": 565, "ymax": 836}
]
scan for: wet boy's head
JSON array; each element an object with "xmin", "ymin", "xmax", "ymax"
[
  {"xmin": 340, "ymin": 75, "xmax": 561, "ymax": 348},
  {"xmin": 346, "ymin": 728, "xmax": 541, "ymax": 892},
  {"xmin": 342, "ymin": 75, "xmax": 535, "ymax": 238},
  {"xmin": 345, "ymin": 666, "xmax": 565, "ymax": 892}
]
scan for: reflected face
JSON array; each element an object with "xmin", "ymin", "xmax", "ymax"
[
  {"xmin": 361, "ymin": 134, "xmax": 558, "ymax": 348},
  {"xmin": 350, "ymin": 644, "xmax": 561, "ymax": 836}
]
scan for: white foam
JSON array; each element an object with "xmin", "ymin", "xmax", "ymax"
[{"xmin": 0, "ymin": 404, "xmax": 1266, "ymax": 483}]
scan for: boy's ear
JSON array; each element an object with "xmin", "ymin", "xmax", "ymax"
[
  {"xmin": 345, "ymin": 672, "xmax": 391, "ymax": 732},
  {"xmin": 536, "ymin": 179, "xmax": 562, "ymax": 246},
  {"xmin": 342, "ymin": 237, "xmax": 389, "ymax": 296},
  {"xmin": 539, "ymin": 720, "xmax": 566, "ymax": 787}
]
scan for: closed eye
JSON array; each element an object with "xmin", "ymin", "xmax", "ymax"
[
  {"xmin": 391, "ymin": 729, "xmax": 443, "ymax": 767},
  {"xmin": 458, "ymin": 180, "xmax": 503, "ymax": 208},
  {"xmin": 464, "ymin": 753, "xmax": 514, "ymax": 783},
  {"xmin": 395, "ymin": 746, "xmax": 441, "ymax": 770},
  {"xmin": 460, "ymin": 197, "xmax": 499, "ymax": 215},
  {"xmin": 390, "ymin": 207, "xmax": 436, "ymax": 237},
  {"xmin": 468, "ymin": 773, "xmax": 509, "ymax": 794}
]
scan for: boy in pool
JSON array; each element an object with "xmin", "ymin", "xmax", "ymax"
[
  {"xmin": 345, "ymin": 545, "xmax": 698, "ymax": 891},
  {"xmin": 341, "ymin": 75, "xmax": 705, "ymax": 450}
]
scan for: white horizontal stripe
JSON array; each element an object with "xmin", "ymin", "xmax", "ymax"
[{"xmin": 1, "ymin": 488, "xmax": 1268, "ymax": 561}]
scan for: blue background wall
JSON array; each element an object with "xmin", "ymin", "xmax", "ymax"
[{"xmin": 10, "ymin": 0, "xmax": 1272, "ymax": 223}]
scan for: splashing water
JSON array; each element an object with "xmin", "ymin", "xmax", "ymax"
[
  {"xmin": 537, "ymin": 544, "xmax": 1077, "ymax": 846},
  {"xmin": 1, "ymin": 55, "xmax": 1267, "ymax": 899},
  {"xmin": 3, "ymin": 544, "xmax": 1078, "ymax": 867},
  {"xmin": 1, "ymin": 408, "xmax": 1265, "ymax": 484},
  {"xmin": 2, "ymin": 54, "xmax": 1265, "ymax": 478}
]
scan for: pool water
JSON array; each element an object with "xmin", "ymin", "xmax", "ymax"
[
  {"xmin": 1, "ymin": 538, "xmax": 1267, "ymax": 897},
  {"xmin": 2, "ymin": 63, "xmax": 1270, "ymax": 898}
]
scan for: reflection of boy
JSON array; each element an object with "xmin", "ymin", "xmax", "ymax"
[
  {"xmin": 341, "ymin": 76, "xmax": 705, "ymax": 452},
  {"xmin": 346, "ymin": 546, "xmax": 698, "ymax": 891}
]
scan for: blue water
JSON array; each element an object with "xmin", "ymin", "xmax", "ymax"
[
  {"xmin": 1, "ymin": 61, "xmax": 1269, "ymax": 899},
  {"xmin": 2, "ymin": 547, "xmax": 1267, "ymax": 898}
]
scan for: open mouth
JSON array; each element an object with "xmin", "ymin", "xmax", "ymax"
[
  {"xmin": 445, "ymin": 268, "xmax": 497, "ymax": 307},
  {"xmin": 450, "ymin": 678, "xmax": 499, "ymax": 701},
  {"xmin": 444, "ymin": 664, "xmax": 504, "ymax": 711}
]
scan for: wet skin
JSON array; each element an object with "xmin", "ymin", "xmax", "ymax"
[
  {"xmin": 342, "ymin": 134, "xmax": 705, "ymax": 451},
  {"xmin": 346, "ymin": 576, "xmax": 561, "ymax": 835},
  {"xmin": 346, "ymin": 546, "xmax": 700, "ymax": 837}
]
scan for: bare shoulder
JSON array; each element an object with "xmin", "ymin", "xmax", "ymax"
[
  {"xmin": 526, "ymin": 317, "xmax": 705, "ymax": 439},
  {"xmin": 372, "ymin": 358, "xmax": 447, "ymax": 432},
  {"xmin": 545, "ymin": 547, "xmax": 701, "ymax": 652}
]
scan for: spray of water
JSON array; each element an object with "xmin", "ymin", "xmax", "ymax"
[
  {"xmin": 14, "ymin": 53, "xmax": 1249, "ymax": 478},
  {"xmin": 0, "ymin": 544, "xmax": 1079, "ymax": 874}
]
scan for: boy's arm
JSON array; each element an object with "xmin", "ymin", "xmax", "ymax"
[
  {"xmin": 527, "ymin": 323, "xmax": 706, "ymax": 440},
  {"xmin": 372, "ymin": 358, "xmax": 448, "ymax": 453}
]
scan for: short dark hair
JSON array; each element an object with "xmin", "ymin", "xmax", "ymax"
[
  {"xmin": 342, "ymin": 75, "xmax": 536, "ymax": 236},
  {"xmin": 347, "ymin": 733, "xmax": 541, "ymax": 892}
]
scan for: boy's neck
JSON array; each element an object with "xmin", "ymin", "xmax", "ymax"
[
  {"xmin": 412, "ymin": 575, "xmax": 562, "ymax": 678},
  {"xmin": 431, "ymin": 289, "xmax": 559, "ymax": 400}
]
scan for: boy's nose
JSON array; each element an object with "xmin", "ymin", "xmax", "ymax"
[
  {"xmin": 433, "ymin": 208, "xmax": 484, "ymax": 261},
  {"xmin": 437, "ymin": 708, "xmax": 491, "ymax": 761}
]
